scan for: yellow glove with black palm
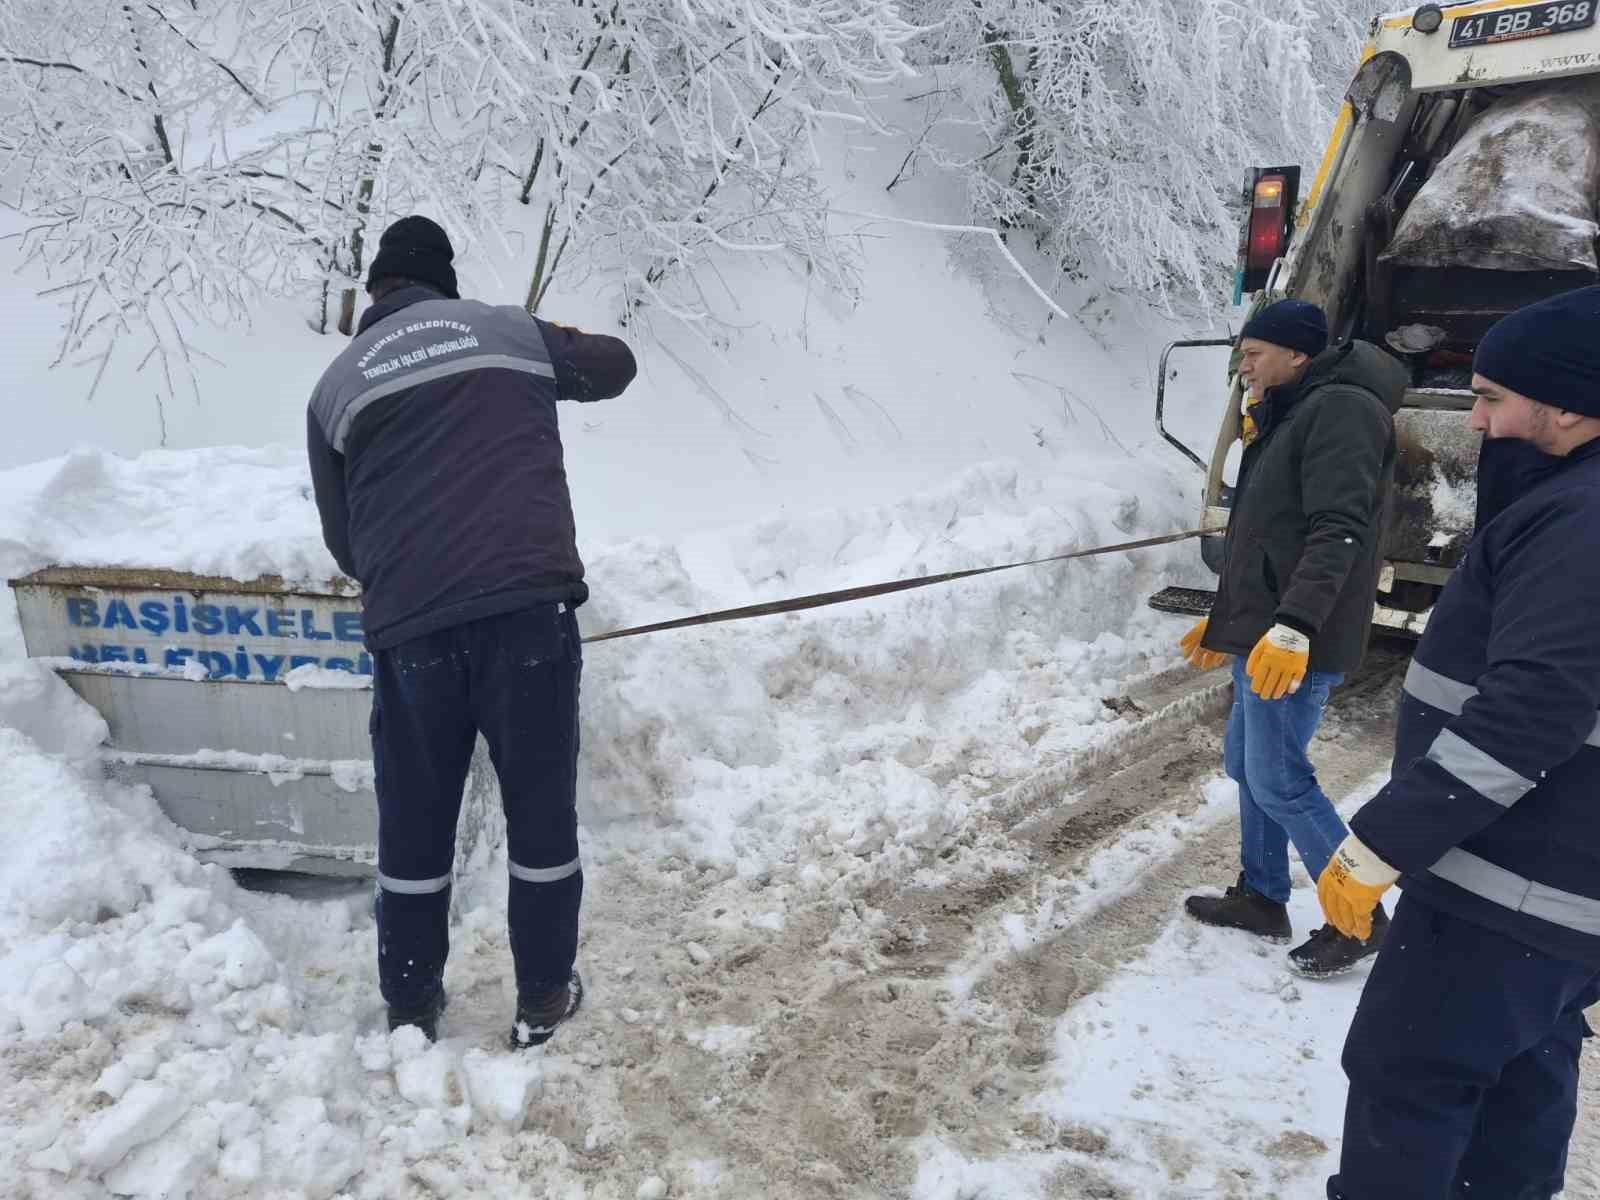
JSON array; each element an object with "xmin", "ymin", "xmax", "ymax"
[
  {"xmin": 1179, "ymin": 619, "xmax": 1230, "ymax": 670},
  {"xmin": 1246, "ymin": 623, "xmax": 1310, "ymax": 700},
  {"xmin": 1317, "ymin": 834, "xmax": 1399, "ymax": 940}
]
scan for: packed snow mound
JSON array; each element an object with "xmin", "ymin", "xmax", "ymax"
[
  {"xmin": 0, "ymin": 439, "xmax": 1195, "ymax": 891},
  {"xmin": 0, "ymin": 659, "xmax": 106, "ymax": 758},
  {"xmin": 1383, "ymin": 83, "xmax": 1600, "ymax": 274},
  {"xmin": 0, "ymin": 437, "xmax": 1206, "ymax": 1197},
  {"xmin": 0, "ymin": 445, "xmax": 335, "ymax": 659}
]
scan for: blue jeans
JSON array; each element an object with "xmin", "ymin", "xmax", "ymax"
[{"xmin": 1224, "ymin": 656, "xmax": 1346, "ymax": 903}]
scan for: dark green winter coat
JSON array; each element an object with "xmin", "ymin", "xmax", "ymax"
[{"xmin": 1201, "ymin": 339, "xmax": 1407, "ymax": 674}]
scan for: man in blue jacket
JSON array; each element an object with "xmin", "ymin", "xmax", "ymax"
[
  {"xmin": 1320, "ymin": 286, "xmax": 1600, "ymax": 1199},
  {"xmin": 307, "ymin": 216, "xmax": 637, "ymax": 1048}
]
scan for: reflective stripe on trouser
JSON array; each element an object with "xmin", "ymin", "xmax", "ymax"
[
  {"xmin": 1330, "ymin": 894, "xmax": 1600, "ymax": 1200},
  {"xmin": 371, "ymin": 604, "xmax": 584, "ymax": 1010},
  {"xmin": 510, "ymin": 856, "xmax": 580, "ymax": 884}
]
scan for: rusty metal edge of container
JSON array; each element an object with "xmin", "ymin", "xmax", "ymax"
[{"xmin": 7, "ymin": 565, "xmax": 360, "ymax": 599}]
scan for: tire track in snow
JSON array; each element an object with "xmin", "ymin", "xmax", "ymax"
[{"xmin": 510, "ymin": 648, "xmax": 1408, "ymax": 1196}]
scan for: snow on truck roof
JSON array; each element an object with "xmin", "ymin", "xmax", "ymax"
[{"xmin": 1371, "ymin": 1, "xmax": 1600, "ymax": 91}]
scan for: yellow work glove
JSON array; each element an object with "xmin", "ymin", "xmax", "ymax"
[
  {"xmin": 1179, "ymin": 619, "xmax": 1230, "ymax": 670},
  {"xmin": 1245, "ymin": 623, "xmax": 1310, "ymax": 700},
  {"xmin": 1317, "ymin": 835, "xmax": 1400, "ymax": 941}
]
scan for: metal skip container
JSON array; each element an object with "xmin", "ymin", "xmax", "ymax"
[{"xmin": 8, "ymin": 567, "xmax": 503, "ymax": 878}]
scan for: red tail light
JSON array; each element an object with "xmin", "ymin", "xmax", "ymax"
[{"xmin": 1246, "ymin": 174, "xmax": 1289, "ymax": 273}]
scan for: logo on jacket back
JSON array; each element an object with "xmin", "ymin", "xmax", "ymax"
[{"xmin": 357, "ymin": 318, "xmax": 478, "ymax": 381}]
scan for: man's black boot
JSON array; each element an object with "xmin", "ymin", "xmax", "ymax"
[
  {"xmin": 1184, "ymin": 873, "xmax": 1293, "ymax": 942},
  {"xmin": 509, "ymin": 970, "xmax": 584, "ymax": 1050},
  {"xmin": 1287, "ymin": 905, "xmax": 1389, "ymax": 979},
  {"xmin": 387, "ymin": 989, "xmax": 448, "ymax": 1041}
]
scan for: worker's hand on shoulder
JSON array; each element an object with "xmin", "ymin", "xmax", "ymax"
[
  {"xmin": 1179, "ymin": 618, "xmax": 1230, "ymax": 670},
  {"xmin": 1246, "ymin": 623, "xmax": 1309, "ymax": 700},
  {"xmin": 1317, "ymin": 835, "xmax": 1399, "ymax": 940}
]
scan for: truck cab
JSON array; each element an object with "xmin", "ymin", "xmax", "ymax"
[{"xmin": 1155, "ymin": 1, "xmax": 1600, "ymax": 632}]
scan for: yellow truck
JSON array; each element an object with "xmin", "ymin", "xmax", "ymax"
[{"xmin": 1153, "ymin": 0, "xmax": 1600, "ymax": 632}]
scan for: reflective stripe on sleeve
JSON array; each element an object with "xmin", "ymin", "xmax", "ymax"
[
  {"xmin": 509, "ymin": 856, "xmax": 581, "ymax": 884},
  {"xmin": 1405, "ymin": 659, "xmax": 1600, "ymax": 750},
  {"xmin": 1425, "ymin": 728, "xmax": 1536, "ymax": 807},
  {"xmin": 1402, "ymin": 660, "xmax": 1478, "ymax": 715}
]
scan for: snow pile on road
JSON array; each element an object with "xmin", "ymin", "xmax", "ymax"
[
  {"xmin": 0, "ymin": 435, "xmax": 1209, "ymax": 1197},
  {"xmin": 0, "ymin": 446, "xmax": 330, "ymax": 658},
  {"xmin": 0, "ymin": 668, "xmax": 359, "ymax": 1198},
  {"xmin": 0, "ymin": 438, "xmax": 1193, "ymax": 888}
]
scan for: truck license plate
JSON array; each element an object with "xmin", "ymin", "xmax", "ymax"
[{"xmin": 1450, "ymin": 0, "xmax": 1596, "ymax": 48}]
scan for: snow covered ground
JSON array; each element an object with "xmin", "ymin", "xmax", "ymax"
[{"xmin": 8, "ymin": 88, "xmax": 1586, "ymax": 1200}]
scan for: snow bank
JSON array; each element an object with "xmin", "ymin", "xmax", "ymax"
[
  {"xmin": 0, "ymin": 721, "xmax": 362, "ymax": 1198},
  {"xmin": 574, "ymin": 456, "xmax": 1186, "ymax": 896},
  {"xmin": 0, "ymin": 438, "xmax": 1192, "ymax": 892},
  {"xmin": 0, "ymin": 445, "xmax": 336, "ymax": 659},
  {"xmin": 0, "ymin": 430, "xmax": 1203, "ymax": 1197}
]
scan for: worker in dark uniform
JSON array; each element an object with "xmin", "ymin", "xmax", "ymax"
[
  {"xmin": 1322, "ymin": 286, "xmax": 1600, "ymax": 1199},
  {"xmin": 307, "ymin": 216, "xmax": 636, "ymax": 1047}
]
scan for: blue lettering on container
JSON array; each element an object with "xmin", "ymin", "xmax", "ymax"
[
  {"xmin": 324, "ymin": 657, "xmax": 355, "ymax": 672},
  {"xmin": 333, "ymin": 611, "xmax": 364, "ymax": 642},
  {"xmin": 196, "ymin": 650, "xmax": 233, "ymax": 679},
  {"xmin": 289, "ymin": 655, "xmax": 321, "ymax": 670},
  {"xmin": 225, "ymin": 606, "xmax": 263, "ymax": 636},
  {"xmin": 103, "ymin": 600, "xmax": 139, "ymax": 630},
  {"xmin": 192, "ymin": 605, "xmax": 223, "ymax": 636},
  {"xmin": 254, "ymin": 654, "xmax": 285, "ymax": 681},
  {"xmin": 67, "ymin": 598, "xmax": 100, "ymax": 627},
  {"xmin": 300, "ymin": 610, "xmax": 333, "ymax": 641},
  {"xmin": 266, "ymin": 610, "xmax": 298, "ymax": 638},
  {"xmin": 138, "ymin": 601, "xmax": 170, "ymax": 635}
]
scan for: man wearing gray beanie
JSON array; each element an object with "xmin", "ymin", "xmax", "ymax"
[
  {"xmin": 1179, "ymin": 298, "xmax": 1407, "ymax": 979},
  {"xmin": 1322, "ymin": 285, "xmax": 1600, "ymax": 1200}
]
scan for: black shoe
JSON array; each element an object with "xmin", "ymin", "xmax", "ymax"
[
  {"xmin": 509, "ymin": 970, "xmax": 584, "ymax": 1050},
  {"xmin": 387, "ymin": 990, "xmax": 448, "ymax": 1041},
  {"xmin": 1184, "ymin": 873, "xmax": 1292, "ymax": 942},
  {"xmin": 1287, "ymin": 907, "xmax": 1390, "ymax": 979}
]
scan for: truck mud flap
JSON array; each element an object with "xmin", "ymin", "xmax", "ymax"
[
  {"xmin": 1147, "ymin": 586, "xmax": 1217, "ymax": 617},
  {"xmin": 1149, "ymin": 585, "xmax": 1430, "ymax": 640}
]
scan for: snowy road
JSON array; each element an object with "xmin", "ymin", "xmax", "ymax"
[{"xmin": 10, "ymin": 639, "xmax": 1600, "ymax": 1199}]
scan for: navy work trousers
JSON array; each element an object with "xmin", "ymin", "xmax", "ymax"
[
  {"xmin": 1328, "ymin": 894, "xmax": 1600, "ymax": 1200},
  {"xmin": 369, "ymin": 604, "xmax": 583, "ymax": 1012}
]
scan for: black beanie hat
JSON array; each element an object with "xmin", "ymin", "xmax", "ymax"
[
  {"xmin": 1474, "ymin": 285, "xmax": 1600, "ymax": 417},
  {"xmin": 366, "ymin": 215, "xmax": 458, "ymax": 299},
  {"xmin": 1239, "ymin": 299, "xmax": 1329, "ymax": 359}
]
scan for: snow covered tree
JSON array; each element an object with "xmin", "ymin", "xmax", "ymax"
[
  {"xmin": 0, "ymin": 0, "xmax": 918, "ymax": 392},
  {"xmin": 0, "ymin": 1, "xmax": 298, "ymax": 392},
  {"xmin": 895, "ymin": 0, "xmax": 1384, "ymax": 300}
]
